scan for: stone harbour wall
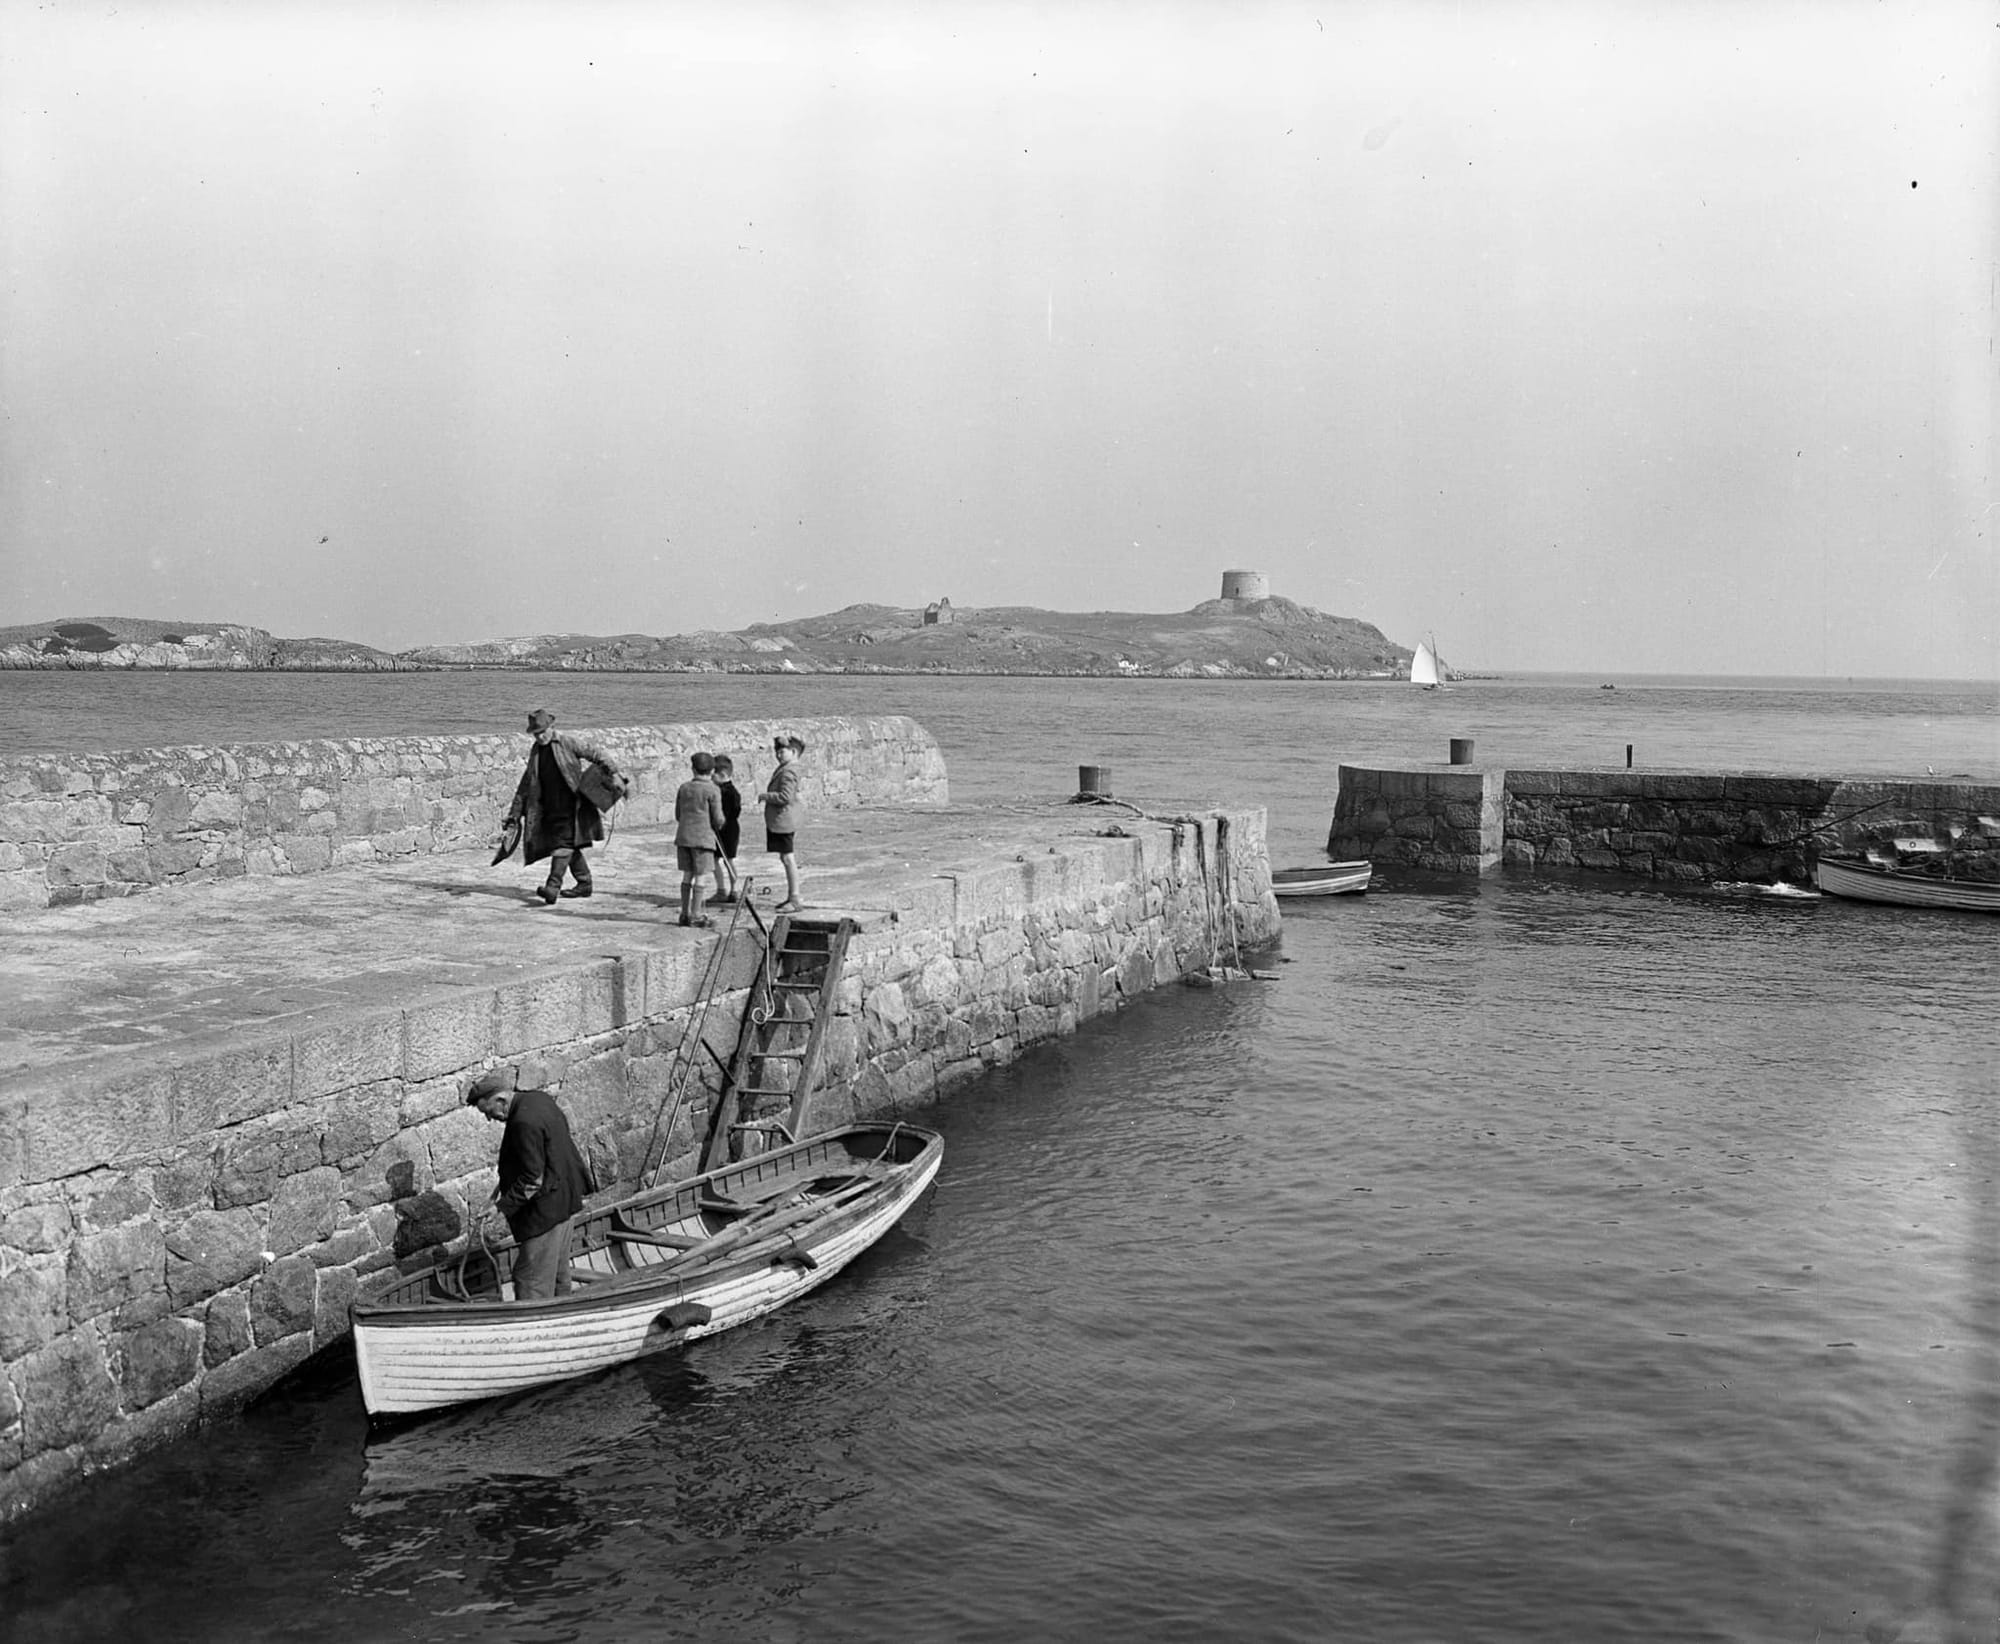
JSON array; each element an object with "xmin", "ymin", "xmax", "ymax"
[
  {"xmin": 0, "ymin": 716, "xmax": 947, "ymax": 912},
  {"xmin": 0, "ymin": 807, "xmax": 1278, "ymax": 1522},
  {"xmin": 1502, "ymin": 771, "xmax": 2000, "ymax": 882},
  {"xmin": 1327, "ymin": 762, "xmax": 2000, "ymax": 883},
  {"xmin": 1324, "ymin": 764, "xmax": 1506, "ymax": 872}
]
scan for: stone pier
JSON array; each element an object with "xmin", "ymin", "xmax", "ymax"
[
  {"xmin": 0, "ymin": 719, "xmax": 1277, "ymax": 1522},
  {"xmin": 0, "ymin": 714, "xmax": 946, "ymax": 912},
  {"xmin": 1329, "ymin": 761, "xmax": 2000, "ymax": 883}
]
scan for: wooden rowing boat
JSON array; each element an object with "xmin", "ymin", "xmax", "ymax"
[
  {"xmin": 351, "ymin": 1121, "xmax": 943, "ymax": 1417},
  {"xmin": 1272, "ymin": 861, "xmax": 1373, "ymax": 898},
  {"xmin": 1814, "ymin": 856, "xmax": 2000, "ymax": 914}
]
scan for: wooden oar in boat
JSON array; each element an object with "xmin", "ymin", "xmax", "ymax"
[{"xmin": 633, "ymin": 1174, "xmax": 883, "ymax": 1277}]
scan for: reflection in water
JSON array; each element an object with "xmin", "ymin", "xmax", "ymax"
[
  {"xmin": 335, "ymin": 1222, "xmax": 937, "ymax": 1630},
  {"xmin": 1931, "ymin": 1103, "xmax": 2000, "ymax": 1642},
  {"xmin": 4, "ymin": 865, "xmax": 1996, "ymax": 1642}
]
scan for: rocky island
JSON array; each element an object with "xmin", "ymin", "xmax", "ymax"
[{"xmin": 0, "ymin": 575, "xmax": 1414, "ymax": 679}]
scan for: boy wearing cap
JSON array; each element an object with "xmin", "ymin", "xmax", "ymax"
[
  {"xmin": 756, "ymin": 734, "xmax": 806, "ymax": 912},
  {"xmin": 465, "ymin": 1067, "xmax": 596, "ymax": 1300},
  {"xmin": 711, "ymin": 754, "xmax": 743, "ymax": 904},
  {"xmin": 673, "ymin": 751, "xmax": 726, "ymax": 928},
  {"xmin": 504, "ymin": 708, "xmax": 626, "ymax": 906}
]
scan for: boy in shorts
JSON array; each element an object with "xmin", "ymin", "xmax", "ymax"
[
  {"xmin": 756, "ymin": 734, "xmax": 805, "ymax": 912},
  {"xmin": 673, "ymin": 751, "xmax": 726, "ymax": 927},
  {"xmin": 711, "ymin": 754, "xmax": 743, "ymax": 904}
]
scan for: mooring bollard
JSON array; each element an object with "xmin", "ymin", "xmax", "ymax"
[
  {"xmin": 1076, "ymin": 764, "xmax": 1113, "ymax": 800},
  {"xmin": 1448, "ymin": 738, "xmax": 1474, "ymax": 765},
  {"xmin": 1626, "ymin": 744, "xmax": 1634, "ymax": 768}
]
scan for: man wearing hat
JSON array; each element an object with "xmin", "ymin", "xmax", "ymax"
[
  {"xmin": 503, "ymin": 708, "xmax": 627, "ymax": 906},
  {"xmin": 465, "ymin": 1067, "xmax": 596, "ymax": 1300}
]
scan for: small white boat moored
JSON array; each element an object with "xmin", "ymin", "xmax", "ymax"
[
  {"xmin": 1814, "ymin": 857, "xmax": 2000, "ymax": 914},
  {"xmin": 1272, "ymin": 862, "xmax": 1373, "ymax": 897},
  {"xmin": 351, "ymin": 1121, "xmax": 942, "ymax": 1417}
]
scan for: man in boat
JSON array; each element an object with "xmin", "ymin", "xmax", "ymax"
[
  {"xmin": 504, "ymin": 707, "xmax": 627, "ymax": 906},
  {"xmin": 465, "ymin": 1067, "xmax": 597, "ymax": 1299}
]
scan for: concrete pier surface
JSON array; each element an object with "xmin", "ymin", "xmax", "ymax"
[
  {"xmin": 1, "ymin": 800, "xmax": 1170, "ymax": 1079},
  {"xmin": 0, "ymin": 794, "xmax": 1277, "ymax": 1520}
]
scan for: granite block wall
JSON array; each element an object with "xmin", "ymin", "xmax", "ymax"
[
  {"xmin": 0, "ymin": 716, "xmax": 947, "ymax": 912},
  {"xmin": 1327, "ymin": 761, "xmax": 2000, "ymax": 884},
  {"xmin": 1500, "ymin": 772, "xmax": 2000, "ymax": 883},
  {"xmin": 1325, "ymin": 763, "xmax": 1506, "ymax": 872},
  {"xmin": 0, "ymin": 807, "xmax": 1277, "ymax": 1522}
]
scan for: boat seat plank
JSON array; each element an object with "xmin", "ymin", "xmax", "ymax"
[{"xmin": 611, "ymin": 1221, "xmax": 706, "ymax": 1251}]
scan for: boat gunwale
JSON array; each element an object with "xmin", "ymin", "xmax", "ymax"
[
  {"xmin": 1814, "ymin": 856, "xmax": 2000, "ymax": 911},
  {"xmin": 1271, "ymin": 862, "xmax": 1372, "ymax": 896},
  {"xmin": 353, "ymin": 1122, "xmax": 941, "ymax": 1320}
]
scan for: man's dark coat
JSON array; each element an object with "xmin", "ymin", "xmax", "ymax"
[
  {"xmin": 493, "ymin": 1088, "xmax": 596, "ymax": 1243},
  {"xmin": 506, "ymin": 732, "xmax": 621, "ymax": 867}
]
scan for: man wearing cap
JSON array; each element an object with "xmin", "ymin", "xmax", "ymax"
[
  {"xmin": 465, "ymin": 1068, "xmax": 596, "ymax": 1300},
  {"xmin": 755, "ymin": 734, "xmax": 806, "ymax": 912},
  {"xmin": 504, "ymin": 708, "xmax": 626, "ymax": 906}
]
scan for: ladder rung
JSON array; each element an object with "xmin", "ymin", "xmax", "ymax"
[
  {"xmin": 735, "ymin": 1085, "xmax": 795, "ymax": 1099},
  {"xmin": 755, "ymin": 1048, "xmax": 807, "ymax": 1060}
]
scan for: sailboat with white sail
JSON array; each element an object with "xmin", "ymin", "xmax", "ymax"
[{"xmin": 1409, "ymin": 634, "xmax": 1447, "ymax": 690}]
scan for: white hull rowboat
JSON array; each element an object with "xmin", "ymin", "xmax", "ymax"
[
  {"xmin": 1814, "ymin": 857, "xmax": 2000, "ymax": 914},
  {"xmin": 1272, "ymin": 862, "xmax": 1373, "ymax": 897},
  {"xmin": 351, "ymin": 1122, "xmax": 942, "ymax": 1417}
]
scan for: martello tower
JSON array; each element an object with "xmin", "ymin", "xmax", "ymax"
[{"xmin": 1219, "ymin": 570, "xmax": 1269, "ymax": 601}]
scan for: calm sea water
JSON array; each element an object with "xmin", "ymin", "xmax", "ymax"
[{"xmin": 1, "ymin": 673, "xmax": 1997, "ymax": 1643}]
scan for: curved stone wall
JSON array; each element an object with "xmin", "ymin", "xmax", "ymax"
[{"xmin": 0, "ymin": 716, "xmax": 948, "ymax": 912}]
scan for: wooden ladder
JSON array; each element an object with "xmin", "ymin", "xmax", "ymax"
[{"xmin": 700, "ymin": 912, "xmax": 857, "ymax": 1171}]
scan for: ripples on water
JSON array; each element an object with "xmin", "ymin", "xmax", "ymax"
[
  {"xmin": 5, "ymin": 881, "xmax": 1993, "ymax": 1643},
  {"xmin": 1, "ymin": 675, "xmax": 1995, "ymax": 1641}
]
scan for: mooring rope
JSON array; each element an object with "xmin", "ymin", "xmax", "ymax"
[
  {"xmin": 1072, "ymin": 793, "xmax": 1254, "ymax": 978},
  {"xmin": 639, "ymin": 879, "xmax": 756, "ymax": 1188}
]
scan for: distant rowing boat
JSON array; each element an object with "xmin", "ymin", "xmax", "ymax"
[
  {"xmin": 351, "ymin": 1121, "xmax": 942, "ymax": 1417},
  {"xmin": 1814, "ymin": 857, "xmax": 2000, "ymax": 914},
  {"xmin": 1272, "ymin": 862, "xmax": 1372, "ymax": 897}
]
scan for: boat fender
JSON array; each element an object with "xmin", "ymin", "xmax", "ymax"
[
  {"xmin": 772, "ymin": 1241, "xmax": 820, "ymax": 1271},
  {"xmin": 1249, "ymin": 968, "xmax": 1281, "ymax": 982},
  {"xmin": 658, "ymin": 1301, "xmax": 714, "ymax": 1331}
]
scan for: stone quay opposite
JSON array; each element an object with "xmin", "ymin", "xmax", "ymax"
[
  {"xmin": 1328, "ymin": 759, "xmax": 2000, "ymax": 883},
  {"xmin": 0, "ymin": 717, "xmax": 1280, "ymax": 1523}
]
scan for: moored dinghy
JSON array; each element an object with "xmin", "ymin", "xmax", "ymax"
[
  {"xmin": 1271, "ymin": 862, "xmax": 1372, "ymax": 897},
  {"xmin": 1814, "ymin": 856, "xmax": 2000, "ymax": 914},
  {"xmin": 351, "ymin": 1121, "xmax": 942, "ymax": 1417}
]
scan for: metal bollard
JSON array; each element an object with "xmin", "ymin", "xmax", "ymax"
[
  {"xmin": 1448, "ymin": 739, "xmax": 1474, "ymax": 765},
  {"xmin": 1076, "ymin": 764, "xmax": 1113, "ymax": 800}
]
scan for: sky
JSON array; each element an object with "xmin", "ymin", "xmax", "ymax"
[{"xmin": 2, "ymin": 0, "xmax": 1994, "ymax": 677}]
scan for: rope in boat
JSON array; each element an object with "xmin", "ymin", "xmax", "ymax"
[
  {"xmin": 870, "ymin": 1121, "xmax": 908, "ymax": 1166},
  {"xmin": 444, "ymin": 1213, "xmax": 500, "ymax": 1304}
]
